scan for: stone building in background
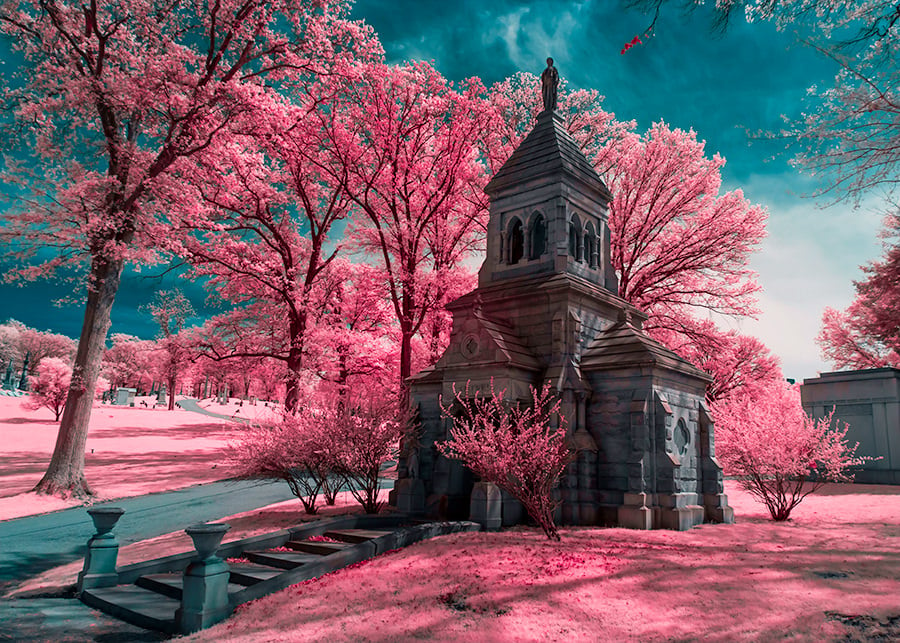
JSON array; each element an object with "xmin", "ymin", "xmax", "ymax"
[
  {"xmin": 390, "ymin": 102, "xmax": 733, "ymax": 530},
  {"xmin": 801, "ymin": 368, "xmax": 900, "ymax": 485}
]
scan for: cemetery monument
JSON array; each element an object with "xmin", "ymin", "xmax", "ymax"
[{"xmin": 391, "ymin": 61, "xmax": 733, "ymax": 530}]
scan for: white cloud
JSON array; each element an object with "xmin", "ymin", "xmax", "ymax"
[{"xmin": 728, "ymin": 175, "xmax": 886, "ymax": 380}]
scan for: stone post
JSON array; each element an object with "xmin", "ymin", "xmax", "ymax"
[
  {"xmin": 177, "ymin": 523, "xmax": 232, "ymax": 633},
  {"xmin": 77, "ymin": 507, "xmax": 125, "ymax": 593}
]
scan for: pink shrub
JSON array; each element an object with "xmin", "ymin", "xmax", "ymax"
[
  {"xmin": 316, "ymin": 400, "xmax": 409, "ymax": 515},
  {"xmin": 25, "ymin": 357, "xmax": 72, "ymax": 421},
  {"xmin": 712, "ymin": 380, "xmax": 869, "ymax": 521},
  {"xmin": 227, "ymin": 413, "xmax": 331, "ymax": 515},
  {"xmin": 438, "ymin": 381, "xmax": 574, "ymax": 541}
]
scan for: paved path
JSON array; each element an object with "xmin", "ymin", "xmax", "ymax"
[
  {"xmin": 174, "ymin": 397, "xmax": 250, "ymax": 422},
  {"xmin": 0, "ymin": 478, "xmax": 297, "ymax": 591}
]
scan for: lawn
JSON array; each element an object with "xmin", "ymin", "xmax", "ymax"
[
  {"xmin": 2, "ymin": 394, "xmax": 899, "ymax": 641},
  {"xmin": 180, "ymin": 483, "xmax": 900, "ymax": 643},
  {"xmin": 0, "ymin": 394, "xmax": 272, "ymax": 521}
]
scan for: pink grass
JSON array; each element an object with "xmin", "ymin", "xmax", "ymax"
[
  {"xmin": 0, "ymin": 395, "xmax": 235, "ymax": 520},
  {"xmin": 181, "ymin": 482, "xmax": 900, "ymax": 643}
]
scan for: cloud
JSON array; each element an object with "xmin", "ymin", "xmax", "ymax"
[{"xmin": 727, "ymin": 175, "xmax": 886, "ymax": 379}]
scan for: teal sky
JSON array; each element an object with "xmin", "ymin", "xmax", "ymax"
[{"xmin": 0, "ymin": 1, "xmax": 886, "ymax": 380}]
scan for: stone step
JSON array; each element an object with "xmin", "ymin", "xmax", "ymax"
[
  {"xmin": 284, "ymin": 540, "xmax": 352, "ymax": 555},
  {"xmin": 244, "ymin": 550, "xmax": 324, "ymax": 569},
  {"xmin": 323, "ymin": 529, "xmax": 393, "ymax": 544},
  {"xmin": 228, "ymin": 562, "xmax": 284, "ymax": 586},
  {"xmin": 135, "ymin": 572, "xmax": 245, "ymax": 600},
  {"xmin": 81, "ymin": 584, "xmax": 180, "ymax": 635}
]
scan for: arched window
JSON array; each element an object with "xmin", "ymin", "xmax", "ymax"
[
  {"xmin": 508, "ymin": 218, "xmax": 524, "ymax": 264},
  {"xmin": 529, "ymin": 214, "xmax": 546, "ymax": 259},
  {"xmin": 584, "ymin": 223, "xmax": 597, "ymax": 268},
  {"xmin": 569, "ymin": 215, "xmax": 581, "ymax": 261}
]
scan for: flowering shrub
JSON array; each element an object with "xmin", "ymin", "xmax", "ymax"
[
  {"xmin": 227, "ymin": 412, "xmax": 332, "ymax": 515},
  {"xmin": 229, "ymin": 393, "xmax": 409, "ymax": 515},
  {"xmin": 712, "ymin": 380, "xmax": 869, "ymax": 521},
  {"xmin": 320, "ymin": 400, "xmax": 410, "ymax": 514},
  {"xmin": 438, "ymin": 381, "xmax": 574, "ymax": 541}
]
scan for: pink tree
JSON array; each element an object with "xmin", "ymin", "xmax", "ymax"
[
  {"xmin": 650, "ymin": 319, "xmax": 783, "ymax": 402},
  {"xmin": 310, "ymin": 259, "xmax": 397, "ymax": 402},
  {"xmin": 818, "ymin": 213, "xmax": 900, "ymax": 369},
  {"xmin": 322, "ymin": 61, "xmax": 493, "ymax": 394},
  {"xmin": 26, "ymin": 357, "xmax": 73, "ymax": 421},
  {"xmin": 142, "ymin": 289, "xmax": 195, "ymax": 410},
  {"xmin": 438, "ymin": 381, "xmax": 575, "ymax": 541},
  {"xmin": 0, "ymin": 0, "xmax": 376, "ymax": 498},
  {"xmin": 170, "ymin": 87, "xmax": 369, "ymax": 412},
  {"xmin": 712, "ymin": 379, "xmax": 868, "ymax": 521},
  {"xmin": 101, "ymin": 334, "xmax": 156, "ymax": 391},
  {"xmin": 601, "ymin": 123, "xmax": 767, "ymax": 331}
]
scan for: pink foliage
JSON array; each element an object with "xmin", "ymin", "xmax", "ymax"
[
  {"xmin": 322, "ymin": 60, "xmax": 492, "ymax": 391},
  {"xmin": 712, "ymin": 380, "xmax": 869, "ymax": 521},
  {"xmin": 817, "ymin": 213, "xmax": 900, "ymax": 370},
  {"xmin": 228, "ymin": 411, "xmax": 332, "ymax": 515},
  {"xmin": 438, "ymin": 381, "xmax": 574, "ymax": 541},
  {"xmin": 25, "ymin": 357, "xmax": 72, "ymax": 421},
  {"xmin": 649, "ymin": 319, "xmax": 783, "ymax": 402},
  {"xmin": 313, "ymin": 397, "xmax": 409, "ymax": 515}
]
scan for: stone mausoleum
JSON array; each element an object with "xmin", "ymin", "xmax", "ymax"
[
  {"xmin": 390, "ymin": 77, "xmax": 733, "ymax": 530},
  {"xmin": 802, "ymin": 367, "xmax": 900, "ymax": 485}
]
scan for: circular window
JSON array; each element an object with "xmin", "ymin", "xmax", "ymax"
[
  {"xmin": 461, "ymin": 334, "xmax": 480, "ymax": 359},
  {"xmin": 674, "ymin": 419, "xmax": 690, "ymax": 456}
]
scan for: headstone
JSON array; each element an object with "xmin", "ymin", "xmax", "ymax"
[
  {"xmin": 157, "ymin": 384, "xmax": 167, "ymax": 407},
  {"xmin": 115, "ymin": 388, "xmax": 137, "ymax": 406}
]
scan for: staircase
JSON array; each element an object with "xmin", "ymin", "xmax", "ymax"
[{"xmin": 80, "ymin": 514, "xmax": 480, "ymax": 634}]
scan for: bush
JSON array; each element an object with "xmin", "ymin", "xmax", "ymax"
[
  {"xmin": 438, "ymin": 381, "xmax": 574, "ymax": 541},
  {"xmin": 712, "ymin": 380, "xmax": 869, "ymax": 521},
  {"xmin": 228, "ymin": 412, "xmax": 332, "ymax": 514},
  {"xmin": 229, "ymin": 394, "xmax": 408, "ymax": 515},
  {"xmin": 319, "ymin": 399, "xmax": 409, "ymax": 514}
]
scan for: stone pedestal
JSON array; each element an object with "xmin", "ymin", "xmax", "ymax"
[
  {"xmin": 77, "ymin": 507, "xmax": 125, "ymax": 593},
  {"xmin": 469, "ymin": 482, "xmax": 502, "ymax": 531},
  {"xmin": 393, "ymin": 478, "xmax": 425, "ymax": 513},
  {"xmin": 176, "ymin": 523, "xmax": 232, "ymax": 634}
]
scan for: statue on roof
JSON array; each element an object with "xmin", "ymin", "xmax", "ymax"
[{"xmin": 541, "ymin": 57, "xmax": 558, "ymax": 112}]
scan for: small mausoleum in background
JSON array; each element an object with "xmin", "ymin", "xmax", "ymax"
[
  {"xmin": 801, "ymin": 367, "xmax": 900, "ymax": 485},
  {"xmin": 390, "ymin": 63, "xmax": 733, "ymax": 530}
]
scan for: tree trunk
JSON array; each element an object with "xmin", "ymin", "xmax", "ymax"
[
  {"xmin": 283, "ymin": 315, "xmax": 306, "ymax": 414},
  {"xmin": 167, "ymin": 373, "xmax": 176, "ymax": 411},
  {"xmin": 33, "ymin": 254, "xmax": 125, "ymax": 499}
]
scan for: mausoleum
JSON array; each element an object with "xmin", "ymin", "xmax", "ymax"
[
  {"xmin": 801, "ymin": 367, "xmax": 900, "ymax": 485},
  {"xmin": 391, "ymin": 67, "xmax": 733, "ymax": 530}
]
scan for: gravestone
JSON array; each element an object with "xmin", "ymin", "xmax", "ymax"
[
  {"xmin": 157, "ymin": 384, "xmax": 167, "ymax": 407},
  {"xmin": 115, "ymin": 387, "xmax": 137, "ymax": 406},
  {"xmin": 391, "ymin": 61, "xmax": 732, "ymax": 530},
  {"xmin": 801, "ymin": 367, "xmax": 900, "ymax": 484}
]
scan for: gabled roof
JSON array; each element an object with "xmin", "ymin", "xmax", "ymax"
[
  {"xmin": 473, "ymin": 308, "xmax": 541, "ymax": 370},
  {"xmin": 485, "ymin": 110, "xmax": 611, "ymax": 200},
  {"xmin": 581, "ymin": 316, "xmax": 712, "ymax": 382}
]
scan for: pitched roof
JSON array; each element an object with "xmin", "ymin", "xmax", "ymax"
[
  {"xmin": 581, "ymin": 316, "xmax": 712, "ymax": 382},
  {"xmin": 485, "ymin": 109, "xmax": 611, "ymax": 200}
]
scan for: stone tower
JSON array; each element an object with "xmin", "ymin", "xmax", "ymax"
[{"xmin": 391, "ymin": 95, "xmax": 733, "ymax": 530}]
